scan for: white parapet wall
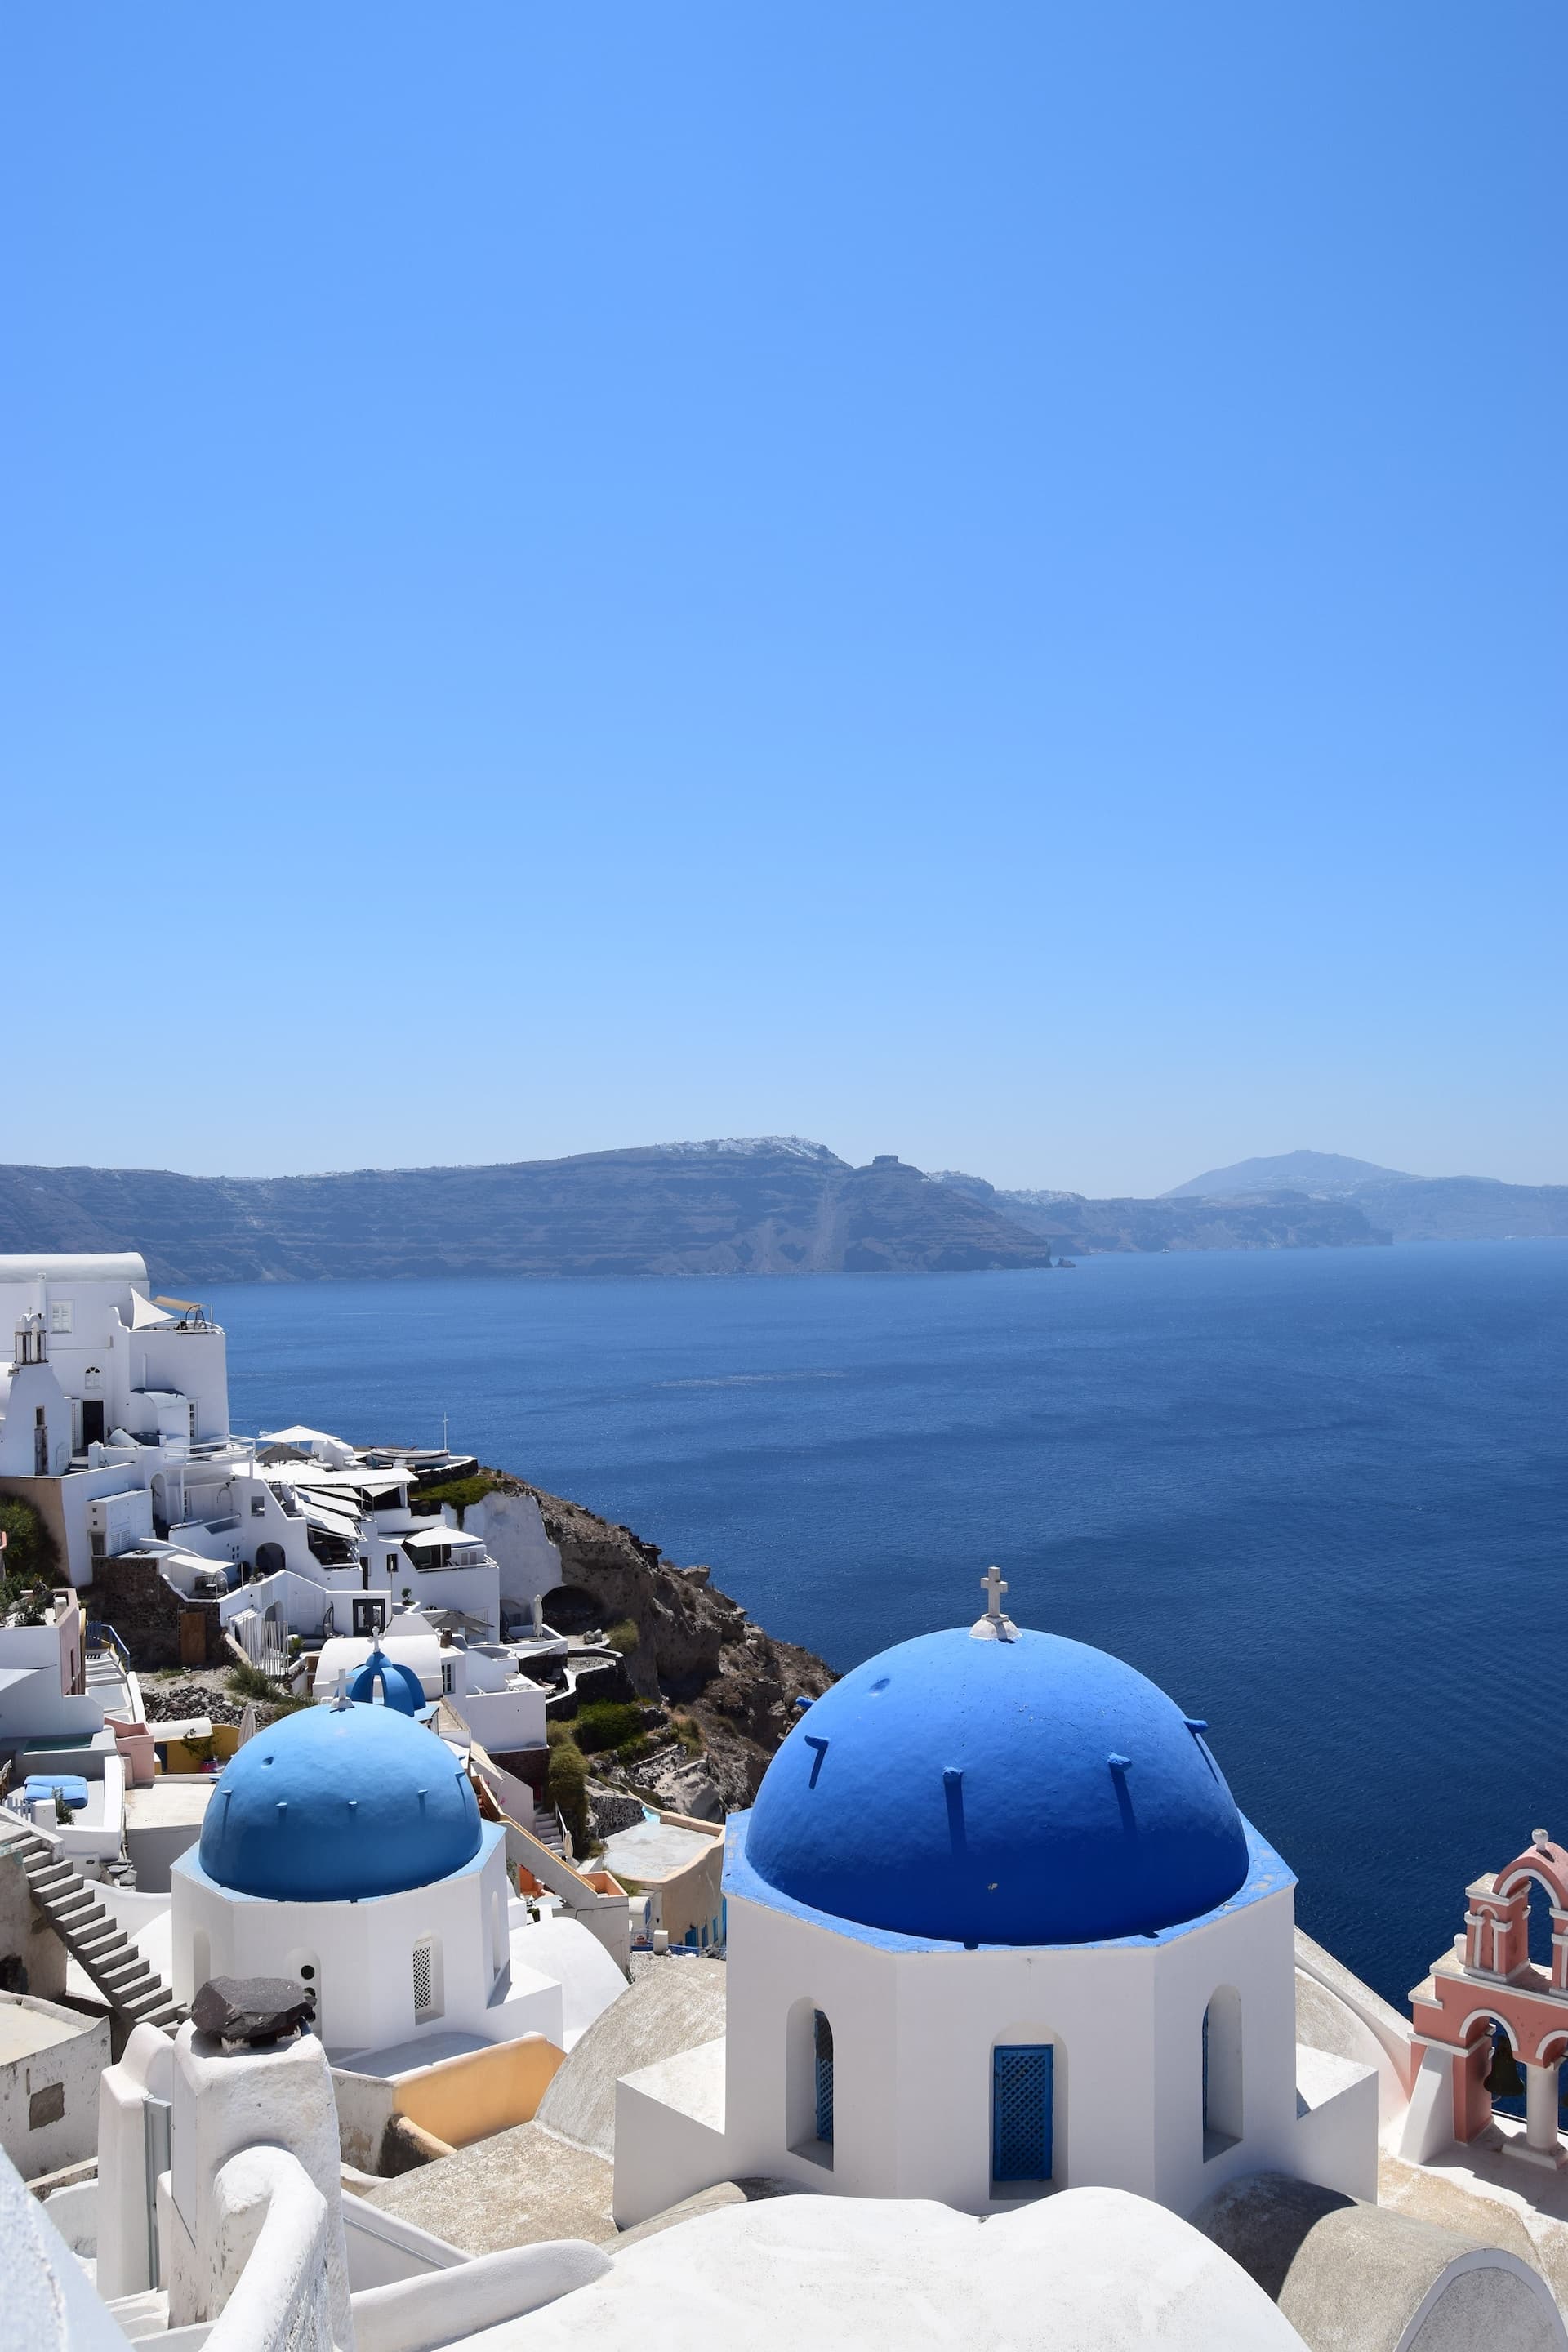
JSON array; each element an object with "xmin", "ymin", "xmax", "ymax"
[
  {"xmin": 96, "ymin": 2022, "xmax": 176, "ymax": 2300},
  {"xmin": 1291, "ymin": 2044, "xmax": 1379, "ymax": 2205},
  {"xmin": 613, "ymin": 2035, "xmax": 729, "ymax": 2230},
  {"xmin": 466, "ymin": 1491, "xmax": 563, "ymax": 1619},
  {"xmin": 167, "ymin": 2020, "xmax": 353, "ymax": 2346},
  {"xmin": 200, "ymin": 2145, "xmax": 336, "ymax": 2352},
  {"xmin": 0, "ymin": 1991, "xmax": 110, "ymax": 2183}
]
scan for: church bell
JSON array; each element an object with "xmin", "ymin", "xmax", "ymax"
[{"xmin": 1484, "ymin": 2032, "xmax": 1525, "ymax": 2101}]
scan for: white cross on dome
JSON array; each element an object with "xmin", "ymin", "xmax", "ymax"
[{"xmin": 971, "ymin": 1561, "xmax": 1018, "ymax": 1643}]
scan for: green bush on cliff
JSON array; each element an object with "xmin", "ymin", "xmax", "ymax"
[
  {"xmin": 574, "ymin": 1700, "xmax": 644, "ymax": 1755},
  {"xmin": 408, "ymin": 1472, "xmax": 502, "ymax": 1523},
  {"xmin": 605, "ymin": 1619, "xmax": 639, "ymax": 1656},
  {"xmin": 545, "ymin": 1728, "xmax": 590, "ymax": 1854}
]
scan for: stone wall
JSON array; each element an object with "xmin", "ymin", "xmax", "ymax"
[
  {"xmin": 0, "ymin": 1851, "xmax": 67, "ymax": 2002},
  {"xmin": 0, "ymin": 1992, "xmax": 109, "ymax": 2180},
  {"xmin": 80, "ymin": 1552, "xmax": 225, "ymax": 1669}
]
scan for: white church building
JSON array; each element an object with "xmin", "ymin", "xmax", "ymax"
[
  {"xmin": 167, "ymin": 1673, "xmax": 611, "ymax": 2065},
  {"xmin": 615, "ymin": 1570, "xmax": 1376, "ymax": 2227}
]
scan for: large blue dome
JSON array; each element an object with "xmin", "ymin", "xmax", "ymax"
[
  {"xmin": 743, "ymin": 1628, "xmax": 1250, "ymax": 1945},
  {"xmin": 198, "ymin": 1700, "xmax": 483, "ymax": 1902}
]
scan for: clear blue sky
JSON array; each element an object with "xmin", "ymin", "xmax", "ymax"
[{"xmin": 4, "ymin": 6, "xmax": 1563, "ymax": 1194}]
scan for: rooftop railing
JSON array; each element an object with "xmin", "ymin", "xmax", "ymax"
[{"xmin": 86, "ymin": 1620, "xmax": 133, "ymax": 1668}]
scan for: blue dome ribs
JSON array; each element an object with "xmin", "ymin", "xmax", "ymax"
[
  {"xmin": 745, "ymin": 1628, "xmax": 1252, "ymax": 1947},
  {"xmin": 198, "ymin": 1700, "xmax": 483, "ymax": 1903},
  {"xmin": 942, "ymin": 1766, "xmax": 966, "ymax": 1859}
]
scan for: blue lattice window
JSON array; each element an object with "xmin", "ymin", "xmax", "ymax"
[
  {"xmin": 813, "ymin": 2010, "xmax": 835, "ymax": 2145},
  {"xmin": 992, "ymin": 2044, "xmax": 1053, "ymax": 2185}
]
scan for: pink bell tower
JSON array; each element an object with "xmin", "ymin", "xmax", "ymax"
[{"xmin": 1402, "ymin": 1829, "xmax": 1568, "ymax": 2169}]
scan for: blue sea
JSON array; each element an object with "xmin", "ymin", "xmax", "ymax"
[{"xmin": 207, "ymin": 1243, "xmax": 1567, "ymax": 2016}]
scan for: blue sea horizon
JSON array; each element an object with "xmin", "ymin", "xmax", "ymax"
[{"xmin": 207, "ymin": 1241, "xmax": 1568, "ymax": 2016}]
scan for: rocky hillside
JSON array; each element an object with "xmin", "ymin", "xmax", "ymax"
[
  {"xmin": 1158, "ymin": 1151, "xmax": 1568, "ymax": 1243},
  {"xmin": 479, "ymin": 1468, "xmax": 835, "ymax": 1811},
  {"xmin": 931, "ymin": 1174, "xmax": 1391, "ymax": 1253},
  {"xmin": 0, "ymin": 1141, "xmax": 1054, "ymax": 1283},
  {"xmin": 13, "ymin": 1134, "xmax": 1551, "ymax": 1277}
]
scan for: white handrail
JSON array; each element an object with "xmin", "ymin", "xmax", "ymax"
[
  {"xmin": 203, "ymin": 2147, "xmax": 336, "ymax": 2352},
  {"xmin": 350, "ymin": 2240, "xmax": 611, "ymax": 2352}
]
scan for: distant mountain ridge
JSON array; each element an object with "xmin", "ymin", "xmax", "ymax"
[
  {"xmin": 1164, "ymin": 1151, "xmax": 1417, "ymax": 1198},
  {"xmin": 0, "ymin": 1144, "xmax": 1054, "ymax": 1285},
  {"xmin": 1, "ymin": 1138, "xmax": 1561, "ymax": 1284},
  {"xmin": 1157, "ymin": 1148, "xmax": 1568, "ymax": 1244},
  {"xmin": 927, "ymin": 1171, "xmax": 1389, "ymax": 1256}
]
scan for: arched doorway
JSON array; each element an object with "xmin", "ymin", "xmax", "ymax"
[{"xmin": 541, "ymin": 1584, "xmax": 602, "ymax": 1635}]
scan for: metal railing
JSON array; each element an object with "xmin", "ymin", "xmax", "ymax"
[
  {"xmin": 231, "ymin": 1610, "xmax": 291, "ymax": 1678},
  {"xmin": 85, "ymin": 1621, "xmax": 132, "ymax": 1667}
]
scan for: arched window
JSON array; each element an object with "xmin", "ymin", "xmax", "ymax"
[
  {"xmin": 991, "ymin": 2043, "xmax": 1054, "ymax": 2189},
  {"xmin": 1203, "ymin": 1989, "xmax": 1243, "ymax": 2156},
  {"xmin": 813, "ymin": 2011, "xmax": 835, "ymax": 2145},
  {"xmin": 785, "ymin": 1998, "xmax": 834, "ymax": 2167},
  {"xmin": 1526, "ymin": 1880, "xmax": 1557, "ymax": 1972},
  {"xmin": 412, "ymin": 1936, "xmax": 443, "ymax": 2024},
  {"xmin": 1483, "ymin": 2018, "xmax": 1527, "ymax": 2120}
]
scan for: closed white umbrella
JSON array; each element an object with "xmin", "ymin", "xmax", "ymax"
[{"xmin": 237, "ymin": 1703, "xmax": 257, "ymax": 1748}]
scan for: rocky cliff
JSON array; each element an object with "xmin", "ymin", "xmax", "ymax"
[
  {"xmin": 0, "ymin": 1142, "xmax": 1054, "ymax": 1284},
  {"xmin": 479, "ymin": 1468, "xmax": 835, "ymax": 1810},
  {"xmin": 931, "ymin": 1173, "xmax": 1391, "ymax": 1253}
]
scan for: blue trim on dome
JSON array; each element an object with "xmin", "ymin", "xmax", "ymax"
[
  {"xmin": 726, "ymin": 1809, "xmax": 1294, "ymax": 1954},
  {"xmin": 197, "ymin": 1699, "xmax": 483, "ymax": 1901},
  {"xmin": 742, "ymin": 1626, "xmax": 1260, "ymax": 1946},
  {"xmin": 176, "ymin": 1817, "xmax": 504, "ymax": 1908}
]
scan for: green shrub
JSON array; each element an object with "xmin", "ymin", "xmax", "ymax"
[
  {"xmin": 671, "ymin": 1713, "xmax": 705, "ymax": 1754},
  {"xmin": 573, "ymin": 1700, "xmax": 644, "ymax": 1755},
  {"xmin": 0, "ymin": 1498, "xmax": 58, "ymax": 1610},
  {"xmin": 227, "ymin": 1661, "xmax": 286, "ymax": 1702},
  {"xmin": 546, "ymin": 1733, "xmax": 590, "ymax": 1855},
  {"xmin": 408, "ymin": 1472, "xmax": 501, "ymax": 1524},
  {"xmin": 605, "ymin": 1619, "xmax": 639, "ymax": 1656}
]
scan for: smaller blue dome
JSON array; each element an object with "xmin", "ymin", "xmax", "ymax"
[
  {"xmin": 346, "ymin": 1650, "xmax": 425, "ymax": 1716},
  {"xmin": 199, "ymin": 1700, "xmax": 482, "ymax": 1902}
]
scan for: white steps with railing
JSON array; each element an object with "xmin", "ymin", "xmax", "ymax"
[{"xmin": 1, "ymin": 1827, "xmax": 184, "ymax": 2034}]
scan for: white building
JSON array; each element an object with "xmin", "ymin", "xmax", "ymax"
[
  {"xmin": 314, "ymin": 1609, "xmax": 550, "ymax": 1753},
  {"xmin": 0, "ymin": 1252, "xmax": 511, "ymax": 1646},
  {"xmin": 615, "ymin": 1574, "xmax": 1378, "ymax": 2230}
]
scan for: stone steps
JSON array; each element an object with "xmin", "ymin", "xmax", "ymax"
[{"xmin": 5, "ymin": 1828, "xmax": 185, "ymax": 2037}]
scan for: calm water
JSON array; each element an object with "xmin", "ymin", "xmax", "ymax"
[{"xmin": 207, "ymin": 1244, "xmax": 1567, "ymax": 2012}]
